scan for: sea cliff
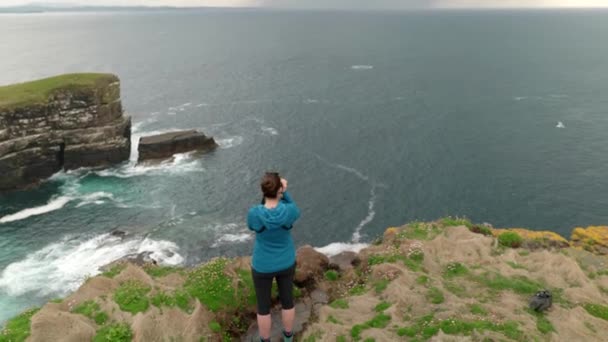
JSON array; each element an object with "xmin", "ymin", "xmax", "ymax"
[
  {"xmin": 2, "ymin": 220, "xmax": 607, "ymax": 342},
  {"xmin": 0, "ymin": 74, "xmax": 131, "ymax": 192}
]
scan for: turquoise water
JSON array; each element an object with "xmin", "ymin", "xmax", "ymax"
[{"xmin": 1, "ymin": 9, "xmax": 608, "ymax": 323}]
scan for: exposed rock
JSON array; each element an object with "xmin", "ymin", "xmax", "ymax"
[
  {"xmin": 110, "ymin": 230, "xmax": 127, "ymax": 238},
  {"xmin": 242, "ymin": 299, "xmax": 312, "ymax": 342},
  {"xmin": 294, "ymin": 245, "xmax": 329, "ymax": 287},
  {"xmin": 0, "ymin": 74, "xmax": 131, "ymax": 192},
  {"xmin": 137, "ymin": 130, "xmax": 217, "ymax": 162},
  {"xmin": 571, "ymin": 226, "xmax": 608, "ymax": 255}
]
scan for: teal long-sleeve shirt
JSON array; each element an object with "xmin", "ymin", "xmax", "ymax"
[{"xmin": 247, "ymin": 191, "xmax": 301, "ymax": 273}]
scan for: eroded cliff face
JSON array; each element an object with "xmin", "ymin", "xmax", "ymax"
[{"xmin": 0, "ymin": 74, "xmax": 131, "ymax": 191}]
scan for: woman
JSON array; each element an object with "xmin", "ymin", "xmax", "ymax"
[{"xmin": 247, "ymin": 172, "xmax": 301, "ymax": 342}]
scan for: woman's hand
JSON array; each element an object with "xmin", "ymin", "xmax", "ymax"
[{"xmin": 281, "ymin": 178, "xmax": 288, "ymax": 191}]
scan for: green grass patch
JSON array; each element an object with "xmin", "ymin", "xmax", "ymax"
[
  {"xmin": 349, "ymin": 284, "xmax": 367, "ymax": 296},
  {"xmin": 398, "ymin": 314, "xmax": 524, "ymax": 341},
  {"xmin": 113, "ymin": 280, "xmax": 150, "ymax": 314},
  {"xmin": 93, "ymin": 323, "xmax": 132, "ymax": 342},
  {"xmin": 324, "ymin": 270, "xmax": 339, "ymax": 281},
  {"xmin": 472, "ymin": 272, "xmax": 542, "ymax": 295},
  {"xmin": 143, "ymin": 265, "xmax": 182, "ymax": 278},
  {"xmin": 373, "ymin": 279, "xmax": 390, "ymax": 294},
  {"xmin": 469, "ymin": 304, "xmax": 488, "ymax": 315},
  {"xmin": 293, "ymin": 286, "xmax": 303, "ymax": 298},
  {"xmin": 101, "ymin": 263, "xmax": 126, "ymax": 278},
  {"xmin": 518, "ymin": 250, "xmax": 530, "ymax": 256},
  {"xmin": 336, "ymin": 335, "xmax": 347, "ymax": 342},
  {"xmin": 329, "ymin": 299, "xmax": 349, "ymax": 309},
  {"xmin": 374, "ymin": 301, "xmax": 391, "ymax": 312},
  {"xmin": 584, "ymin": 303, "xmax": 608, "ymax": 321},
  {"xmin": 403, "ymin": 250, "xmax": 424, "ymax": 272},
  {"xmin": 184, "ymin": 259, "xmax": 255, "ymax": 312},
  {"xmin": 209, "ymin": 321, "xmax": 221, "ymax": 333},
  {"xmin": 150, "ymin": 289, "xmax": 192, "ymax": 313},
  {"xmin": 444, "ymin": 262, "xmax": 468, "ymax": 278},
  {"xmin": 469, "ymin": 225, "xmax": 493, "ymax": 236},
  {"xmin": 0, "ymin": 308, "xmax": 39, "ymax": 342},
  {"xmin": 350, "ymin": 314, "xmax": 391, "ymax": 340},
  {"xmin": 72, "ymin": 300, "xmax": 108, "ymax": 325},
  {"xmin": 0, "ymin": 73, "xmax": 118, "ymax": 109},
  {"xmin": 416, "ymin": 275, "xmax": 429, "ymax": 285},
  {"xmin": 327, "ymin": 315, "xmax": 342, "ymax": 324},
  {"xmin": 398, "ymin": 221, "xmax": 442, "ymax": 240},
  {"xmin": 526, "ymin": 309, "xmax": 555, "ymax": 334},
  {"xmin": 427, "ymin": 287, "xmax": 445, "ymax": 304},
  {"xmin": 50, "ymin": 298, "xmax": 63, "ymax": 303},
  {"xmin": 498, "ymin": 232, "xmax": 523, "ymax": 248},
  {"xmin": 440, "ymin": 217, "xmax": 473, "ymax": 228},
  {"xmin": 363, "ymin": 338, "xmax": 375, "ymax": 342}
]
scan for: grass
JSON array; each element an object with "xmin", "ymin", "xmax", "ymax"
[
  {"xmin": 416, "ymin": 275, "xmax": 429, "ymax": 285},
  {"xmin": 443, "ymin": 281, "xmax": 467, "ymax": 297},
  {"xmin": 150, "ymin": 289, "xmax": 192, "ymax": 312},
  {"xmin": 498, "ymin": 232, "xmax": 524, "ymax": 248},
  {"xmin": 440, "ymin": 217, "xmax": 473, "ymax": 228},
  {"xmin": 374, "ymin": 301, "xmax": 391, "ymax": 312},
  {"xmin": 101, "ymin": 263, "xmax": 126, "ymax": 278},
  {"xmin": 443, "ymin": 262, "xmax": 468, "ymax": 278},
  {"xmin": 348, "ymin": 284, "xmax": 367, "ymax": 296},
  {"xmin": 93, "ymin": 323, "xmax": 132, "ymax": 342},
  {"xmin": 327, "ymin": 315, "xmax": 342, "ymax": 324},
  {"xmin": 185, "ymin": 258, "xmax": 252, "ymax": 312},
  {"xmin": 584, "ymin": 303, "xmax": 608, "ymax": 321},
  {"xmin": 373, "ymin": 279, "xmax": 390, "ymax": 294},
  {"xmin": 143, "ymin": 265, "xmax": 182, "ymax": 278},
  {"xmin": 398, "ymin": 314, "xmax": 524, "ymax": 341},
  {"xmin": 398, "ymin": 222, "xmax": 442, "ymax": 240},
  {"xmin": 113, "ymin": 280, "xmax": 151, "ymax": 314},
  {"xmin": 526, "ymin": 309, "xmax": 555, "ymax": 334},
  {"xmin": 469, "ymin": 304, "xmax": 488, "ymax": 315},
  {"xmin": 469, "ymin": 225, "xmax": 493, "ymax": 236},
  {"xmin": 324, "ymin": 270, "xmax": 339, "ymax": 281},
  {"xmin": 0, "ymin": 73, "xmax": 118, "ymax": 109},
  {"xmin": 336, "ymin": 336, "xmax": 347, "ymax": 342},
  {"xmin": 50, "ymin": 298, "xmax": 63, "ymax": 304},
  {"xmin": 427, "ymin": 287, "xmax": 445, "ymax": 304},
  {"xmin": 403, "ymin": 250, "xmax": 424, "ymax": 272},
  {"xmin": 472, "ymin": 272, "xmax": 542, "ymax": 295},
  {"xmin": 209, "ymin": 321, "xmax": 221, "ymax": 333},
  {"xmin": 329, "ymin": 299, "xmax": 349, "ymax": 309},
  {"xmin": 72, "ymin": 300, "xmax": 108, "ymax": 325},
  {"xmin": 0, "ymin": 308, "xmax": 39, "ymax": 342},
  {"xmin": 350, "ymin": 314, "xmax": 391, "ymax": 340}
]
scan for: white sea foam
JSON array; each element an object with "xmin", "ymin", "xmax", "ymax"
[
  {"xmin": 556, "ymin": 121, "xmax": 566, "ymax": 128},
  {"xmin": 0, "ymin": 196, "xmax": 72, "ymax": 224},
  {"xmin": 351, "ymin": 65, "xmax": 373, "ymax": 70},
  {"xmin": 167, "ymin": 112, "xmax": 177, "ymax": 116},
  {"xmin": 514, "ymin": 96, "xmax": 528, "ymax": 101},
  {"xmin": 313, "ymin": 154, "xmax": 379, "ymax": 243},
  {"xmin": 211, "ymin": 233, "xmax": 252, "ymax": 247},
  {"xmin": 0, "ymin": 234, "xmax": 183, "ymax": 297},
  {"xmin": 304, "ymin": 99, "xmax": 319, "ymax": 104},
  {"xmin": 261, "ymin": 126, "xmax": 279, "ymax": 136},
  {"xmin": 352, "ymin": 185, "xmax": 377, "ymax": 243},
  {"xmin": 196, "ymin": 103, "xmax": 208, "ymax": 107},
  {"xmin": 75, "ymin": 192, "xmax": 115, "ymax": 208},
  {"xmin": 216, "ymin": 136, "xmax": 244, "ymax": 149},
  {"xmin": 315, "ymin": 242, "xmax": 369, "ymax": 257}
]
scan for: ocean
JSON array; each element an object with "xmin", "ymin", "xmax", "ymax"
[{"xmin": 1, "ymin": 9, "xmax": 608, "ymax": 323}]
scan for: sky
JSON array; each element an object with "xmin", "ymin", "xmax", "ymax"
[{"xmin": 2, "ymin": 0, "xmax": 608, "ymax": 8}]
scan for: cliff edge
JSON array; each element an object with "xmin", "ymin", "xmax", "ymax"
[
  {"xmin": 3, "ymin": 220, "xmax": 607, "ymax": 342},
  {"xmin": 0, "ymin": 73, "xmax": 131, "ymax": 192}
]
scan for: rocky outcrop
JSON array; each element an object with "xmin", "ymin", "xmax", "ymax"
[
  {"xmin": 137, "ymin": 130, "xmax": 217, "ymax": 162},
  {"xmin": 0, "ymin": 73, "xmax": 131, "ymax": 192},
  {"xmin": 294, "ymin": 245, "xmax": 330, "ymax": 287}
]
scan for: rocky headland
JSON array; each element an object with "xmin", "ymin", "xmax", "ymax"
[
  {"xmin": 3, "ymin": 219, "xmax": 608, "ymax": 342},
  {"xmin": 137, "ymin": 130, "xmax": 218, "ymax": 162},
  {"xmin": 0, "ymin": 74, "xmax": 131, "ymax": 192}
]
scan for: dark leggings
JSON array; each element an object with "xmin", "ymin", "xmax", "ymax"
[{"xmin": 251, "ymin": 264, "xmax": 296, "ymax": 315}]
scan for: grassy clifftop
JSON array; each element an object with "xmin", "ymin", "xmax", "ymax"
[
  {"xmin": 0, "ymin": 73, "xmax": 119, "ymax": 109},
  {"xmin": 2, "ymin": 220, "xmax": 608, "ymax": 341}
]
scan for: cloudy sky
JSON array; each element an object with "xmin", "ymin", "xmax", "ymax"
[{"xmin": 2, "ymin": 0, "xmax": 608, "ymax": 8}]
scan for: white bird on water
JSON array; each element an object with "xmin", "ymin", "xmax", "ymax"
[{"xmin": 556, "ymin": 121, "xmax": 565, "ymax": 128}]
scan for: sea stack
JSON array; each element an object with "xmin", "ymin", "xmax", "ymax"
[
  {"xmin": 0, "ymin": 73, "xmax": 131, "ymax": 192},
  {"xmin": 137, "ymin": 130, "xmax": 218, "ymax": 162}
]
